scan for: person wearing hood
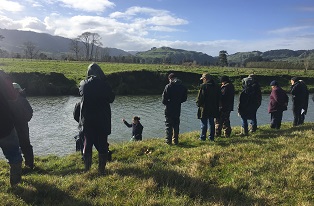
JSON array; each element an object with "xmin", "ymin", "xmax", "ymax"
[
  {"xmin": 0, "ymin": 70, "xmax": 23, "ymax": 186},
  {"xmin": 215, "ymin": 75, "xmax": 235, "ymax": 137},
  {"xmin": 238, "ymin": 74, "xmax": 262, "ymax": 136},
  {"xmin": 162, "ymin": 73, "xmax": 187, "ymax": 145},
  {"xmin": 196, "ymin": 73, "xmax": 221, "ymax": 141},
  {"xmin": 268, "ymin": 80, "xmax": 289, "ymax": 129},
  {"xmin": 290, "ymin": 77, "xmax": 309, "ymax": 126},
  {"xmin": 79, "ymin": 63, "xmax": 115, "ymax": 175}
]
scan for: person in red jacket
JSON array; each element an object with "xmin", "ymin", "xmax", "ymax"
[{"xmin": 268, "ymin": 80, "xmax": 289, "ymax": 129}]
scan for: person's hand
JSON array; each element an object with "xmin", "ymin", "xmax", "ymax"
[{"xmin": 122, "ymin": 118, "xmax": 125, "ymax": 122}]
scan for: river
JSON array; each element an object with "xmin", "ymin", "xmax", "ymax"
[{"xmin": 1, "ymin": 94, "xmax": 313, "ymax": 158}]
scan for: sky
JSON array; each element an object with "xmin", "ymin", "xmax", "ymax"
[{"xmin": 0, "ymin": 0, "xmax": 313, "ymax": 56}]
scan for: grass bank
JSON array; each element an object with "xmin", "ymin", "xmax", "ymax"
[
  {"xmin": 2, "ymin": 58, "xmax": 314, "ymax": 94},
  {"xmin": 1, "ymin": 123, "xmax": 314, "ymax": 205}
]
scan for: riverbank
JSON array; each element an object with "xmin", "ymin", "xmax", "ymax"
[
  {"xmin": 1, "ymin": 123, "xmax": 313, "ymax": 205},
  {"xmin": 2, "ymin": 59, "xmax": 314, "ymax": 95},
  {"xmin": 6, "ymin": 70, "xmax": 314, "ymax": 96}
]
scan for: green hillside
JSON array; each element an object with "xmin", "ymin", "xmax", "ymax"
[{"xmin": 135, "ymin": 47, "xmax": 217, "ymax": 65}]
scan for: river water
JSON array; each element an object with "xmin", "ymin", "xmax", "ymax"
[{"xmin": 1, "ymin": 94, "xmax": 314, "ymax": 158}]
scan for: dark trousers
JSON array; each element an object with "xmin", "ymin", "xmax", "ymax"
[
  {"xmin": 165, "ymin": 116, "xmax": 180, "ymax": 144},
  {"xmin": 270, "ymin": 111, "xmax": 283, "ymax": 129},
  {"xmin": 215, "ymin": 111, "xmax": 232, "ymax": 137},
  {"xmin": 16, "ymin": 123, "xmax": 34, "ymax": 168},
  {"xmin": 83, "ymin": 128, "xmax": 108, "ymax": 156},
  {"xmin": 293, "ymin": 106, "xmax": 303, "ymax": 126}
]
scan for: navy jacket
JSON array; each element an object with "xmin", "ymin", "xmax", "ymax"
[{"xmin": 124, "ymin": 120, "xmax": 143, "ymax": 140}]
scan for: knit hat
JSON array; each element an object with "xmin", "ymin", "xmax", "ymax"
[
  {"xmin": 220, "ymin": 75, "xmax": 230, "ymax": 83},
  {"xmin": 200, "ymin": 73, "xmax": 211, "ymax": 80},
  {"xmin": 168, "ymin": 73, "xmax": 176, "ymax": 79},
  {"xmin": 291, "ymin": 77, "xmax": 299, "ymax": 82},
  {"xmin": 270, "ymin": 80, "xmax": 278, "ymax": 86}
]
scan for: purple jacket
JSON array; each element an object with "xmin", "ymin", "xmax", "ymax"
[{"xmin": 268, "ymin": 86, "xmax": 288, "ymax": 113}]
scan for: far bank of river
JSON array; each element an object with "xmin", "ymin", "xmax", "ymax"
[{"xmin": 1, "ymin": 94, "xmax": 314, "ymax": 159}]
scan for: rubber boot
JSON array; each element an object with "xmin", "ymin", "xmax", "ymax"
[
  {"xmin": 84, "ymin": 154, "xmax": 92, "ymax": 172},
  {"xmin": 10, "ymin": 162, "xmax": 22, "ymax": 186},
  {"xmin": 24, "ymin": 146, "xmax": 34, "ymax": 169},
  {"xmin": 98, "ymin": 153, "xmax": 107, "ymax": 175}
]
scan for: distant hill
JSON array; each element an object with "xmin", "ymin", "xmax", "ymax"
[
  {"xmin": 135, "ymin": 46, "xmax": 217, "ymax": 65},
  {"xmin": 0, "ymin": 28, "xmax": 131, "ymax": 58},
  {"xmin": 228, "ymin": 49, "xmax": 314, "ymax": 66}
]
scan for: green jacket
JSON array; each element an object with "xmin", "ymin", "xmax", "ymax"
[{"xmin": 196, "ymin": 81, "xmax": 221, "ymax": 119}]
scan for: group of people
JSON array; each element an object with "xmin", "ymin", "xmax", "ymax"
[
  {"xmin": 0, "ymin": 64, "xmax": 311, "ymax": 186},
  {"xmin": 162, "ymin": 72, "xmax": 310, "ymax": 144},
  {"xmin": 0, "ymin": 70, "xmax": 33, "ymax": 186}
]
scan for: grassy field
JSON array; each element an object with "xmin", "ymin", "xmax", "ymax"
[
  {"xmin": 1, "ymin": 58, "xmax": 313, "ymax": 81},
  {"xmin": 1, "ymin": 123, "xmax": 314, "ymax": 205}
]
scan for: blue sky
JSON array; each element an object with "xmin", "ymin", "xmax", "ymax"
[{"xmin": 0, "ymin": 0, "xmax": 313, "ymax": 56}]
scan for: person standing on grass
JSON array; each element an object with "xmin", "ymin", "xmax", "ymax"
[
  {"xmin": 79, "ymin": 63, "xmax": 115, "ymax": 175},
  {"xmin": 290, "ymin": 77, "xmax": 309, "ymax": 126},
  {"xmin": 215, "ymin": 75, "xmax": 235, "ymax": 137},
  {"xmin": 238, "ymin": 74, "xmax": 262, "ymax": 136},
  {"xmin": 196, "ymin": 73, "xmax": 221, "ymax": 141},
  {"xmin": 122, "ymin": 116, "xmax": 144, "ymax": 141},
  {"xmin": 162, "ymin": 73, "xmax": 187, "ymax": 145},
  {"xmin": 0, "ymin": 70, "xmax": 23, "ymax": 186},
  {"xmin": 268, "ymin": 80, "xmax": 289, "ymax": 129},
  {"xmin": 11, "ymin": 82, "xmax": 34, "ymax": 169}
]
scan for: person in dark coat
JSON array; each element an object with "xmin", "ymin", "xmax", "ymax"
[
  {"xmin": 162, "ymin": 73, "xmax": 187, "ymax": 145},
  {"xmin": 196, "ymin": 73, "xmax": 221, "ymax": 141},
  {"xmin": 268, "ymin": 80, "xmax": 289, "ymax": 129},
  {"xmin": 12, "ymin": 82, "xmax": 34, "ymax": 169},
  {"xmin": 290, "ymin": 77, "xmax": 309, "ymax": 126},
  {"xmin": 79, "ymin": 63, "xmax": 115, "ymax": 174},
  {"xmin": 122, "ymin": 116, "xmax": 144, "ymax": 141},
  {"xmin": 0, "ymin": 70, "xmax": 23, "ymax": 186},
  {"xmin": 238, "ymin": 74, "xmax": 262, "ymax": 136},
  {"xmin": 215, "ymin": 75, "xmax": 235, "ymax": 137}
]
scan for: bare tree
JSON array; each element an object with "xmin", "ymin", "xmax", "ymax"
[
  {"xmin": 23, "ymin": 41, "xmax": 39, "ymax": 59},
  {"xmin": 69, "ymin": 38, "xmax": 81, "ymax": 61},
  {"xmin": 90, "ymin": 33, "xmax": 102, "ymax": 60},
  {"xmin": 78, "ymin": 32, "xmax": 92, "ymax": 60}
]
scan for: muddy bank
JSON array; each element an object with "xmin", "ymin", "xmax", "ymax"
[{"xmin": 7, "ymin": 71, "xmax": 314, "ymax": 96}]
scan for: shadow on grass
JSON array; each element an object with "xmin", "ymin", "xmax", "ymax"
[
  {"xmin": 115, "ymin": 166, "xmax": 269, "ymax": 205},
  {"xmin": 10, "ymin": 180, "xmax": 92, "ymax": 206}
]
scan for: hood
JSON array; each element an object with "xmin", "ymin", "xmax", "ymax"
[{"xmin": 87, "ymin": 63, "xmax": 106, "ymax": 80}]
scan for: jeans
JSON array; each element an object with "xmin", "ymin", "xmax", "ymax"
[
  {"xmin": 0, "ymin": 128, "xmax": 23, "ymax": 164},
  {"xmin": 241, "ymin": 113, "xmax": 257, "ymax": 133},
  {"xmin": 200, "ymin": 117, "xmax": 215, "ymax": 141}
]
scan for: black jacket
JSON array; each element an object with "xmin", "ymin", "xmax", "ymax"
[
  {"xmin": 124, "ymin": 120, "xmax": 144, "ymax": 140},
  {"xmin": 79, "ymin": 76, "xmax": 115, "ymax": 135},
  {"xmin": 162, "ymin": 79, "xmax": 187, "ymax": 118},
  {"xmin": 290, "ymin": 80, "xmax": 309, "ymax": 113},
  {"xmin": 196, "ymin": 80, "xmax": 221, "ymax": 118},
  {"xmin": 220, "ymin": 82, "xmax": 235, "ymax": 112}
]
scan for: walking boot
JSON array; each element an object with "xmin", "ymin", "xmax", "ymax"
[
  {"xmin": 84, "ymin": 154, "xmax": 92, "ymax": 172},
  {"xmin": 98, "ymin": 153, "xmax": 107, "ymax": 175},
  {"xmin": 240, "ymin": 127, "xmax": 248, "ymax": 136},
  {"xmin": 10, "ymin": 162, "xmax": 22, "ymax": 186}
]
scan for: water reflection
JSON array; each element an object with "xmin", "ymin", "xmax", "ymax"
[{"xmin": 1, "ymin": 94, "xmax": 313, "ymax": 158}]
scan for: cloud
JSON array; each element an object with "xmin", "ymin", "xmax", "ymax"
[
  {"xmin": 0, "ymin": 0, "xmax": 24, "ymax": 12},
  {"xmin": 57, "ymin": 0, "xmax": 115, "ymax": 13},
  {"xmin": 268, "ymin": 26, "xmax": 311, "ymax": 35}
]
